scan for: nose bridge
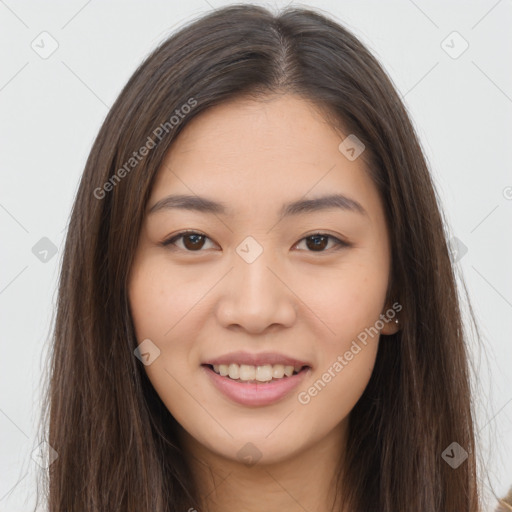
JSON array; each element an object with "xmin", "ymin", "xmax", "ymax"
[
  {"xmin": 234, "ymin": 235, "xmax": 281, "ymax": 302},
  {"xmin": 216, "ymin": 235, "xmax": 296, "ymax": 332}
]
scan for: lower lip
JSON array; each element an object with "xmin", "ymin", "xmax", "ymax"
[{"xmin": 202, "ymin": 365, "xmax": 310, "ymax": 407}]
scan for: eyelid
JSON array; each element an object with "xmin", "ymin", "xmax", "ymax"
[{"xmin": 161, "ymin": 230, "xmax": 351, "ymax": 252}]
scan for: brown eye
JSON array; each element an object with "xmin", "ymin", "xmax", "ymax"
[
  {"xmin": 305, "ymin": 235, "xmax": 329, "ymax": 251},
  {"xmin": 295, "ymin": 234, "xmax": 347, "ymax": 252},
  {"xmin": 182, "ymin": 233, "xmax": 206, "ymax": 250},
  {"xmin": 162, "ymin": 231, "xmax": 215, "ymax": 251}
]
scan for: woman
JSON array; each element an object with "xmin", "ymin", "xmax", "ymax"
[{"xmin": 39, "ymin": 4, "xmax": 481, "ymax": 511}]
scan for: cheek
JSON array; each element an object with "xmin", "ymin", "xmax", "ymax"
[
  {"xmin": 128, "ymin": 258, "xmax": 199, "ymax": 392},
  {"xmin": 129, "ymin": 256, "xmax": 206, "ymax": 344},
  {"xmin": 294, "ymin": 262, "xmax": 386, "ymax": 423},
  {"xmin": 298, "ymin": 257, "xmax": 389, "ymax": 349},
  {"xmin": 128, "ymin": 260, "xmax": 209, "ymax": 426},
  {"xmin": 294, "ymin": 253, "xmax": 387, "ymax": 403}
]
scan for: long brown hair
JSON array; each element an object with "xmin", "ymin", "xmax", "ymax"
[{"xmin": 37, "ymin": 4, "xmax": 481, "ymax": 510}]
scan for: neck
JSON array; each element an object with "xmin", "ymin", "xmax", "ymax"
[{"xmin": 179, "ymin": 420, "xmax": 348, "ymax": 512}]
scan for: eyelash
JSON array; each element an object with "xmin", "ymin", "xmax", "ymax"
[{"xmin": 161, "ymin": 230, "xmax": 350, "ymax": 253}]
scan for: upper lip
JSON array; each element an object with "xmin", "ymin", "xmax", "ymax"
[{"xmin": 202, "ymin": 351, "xmax": 311, "ymax": 368}]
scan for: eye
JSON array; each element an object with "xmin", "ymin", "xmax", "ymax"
[
  {"xmin": 293, "ymin": 233, "xmax": 349, "ymax": 252},
  {"xmin": 162, "ymin": 231, "xmax": 349, "ymax": 253},
  {"xmin": 162, "ymin": 230, "xmax": 217, "ymax": 251}
]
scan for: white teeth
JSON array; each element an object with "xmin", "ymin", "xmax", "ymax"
[
  {"xmin": 255, "ymin": 365, "xmax": 273, "ymax": 382},
  {"xmin": 239, "ymin": 364, "xmax": 256, "ymax": 380},
  {"xmin": 228, "ymin": 363, "xmax": 239, "ymax": 380},
  {"xmin": 210, "ymin": 362, "xmax": 305, "ymax": 381},
  {"xmin": 272, "ymin": 364, "xmax": 285, "ymax": 378}
]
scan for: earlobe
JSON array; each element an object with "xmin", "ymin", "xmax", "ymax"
[
  {"xmin": 380, "ymin": 300, "xmax": 402, "ymax": 335},
  {"xmin": 381, "ymin": 316, "xmax": 400, "ymax": 335},
  {"xmin": 380, "ymin": 296, "xmax": 402, "ymax": 335}
]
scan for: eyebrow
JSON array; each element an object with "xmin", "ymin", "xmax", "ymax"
[{"xmin": 148, "ymin": 193, "xmax": 367, "ymax": 218}]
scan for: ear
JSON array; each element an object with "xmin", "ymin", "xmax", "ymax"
[
  {"xmin": 380, "ymin": 316, "xmax": 400, "ymax": 335},
  {"xmin": 379, "ymin": 301, "xmax": 402, "ymax": 335}
]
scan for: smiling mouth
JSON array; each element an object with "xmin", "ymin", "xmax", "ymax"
[{"xmin": 203, "ymin": 363, "xmax": 309, "ymax": 383}]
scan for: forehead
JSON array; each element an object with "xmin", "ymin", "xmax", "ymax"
[{"xmin": 150, "ymin": 94, "xmax": 382, "ymax": 221}]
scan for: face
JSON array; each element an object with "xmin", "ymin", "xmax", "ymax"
[{"xmin": 128, "ymin": 93, "xmax": 398, "ymax": 466}]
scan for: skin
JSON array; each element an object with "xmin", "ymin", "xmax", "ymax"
[{"xmin": 128, "ymin": 93, "xmax": 399, "ymax": 511}]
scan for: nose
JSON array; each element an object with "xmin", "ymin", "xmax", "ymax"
[{"xmin": 215, "ymin": 247, "xmax": 297, "ymax": 334}]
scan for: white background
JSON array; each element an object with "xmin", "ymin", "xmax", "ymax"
[{"xmin": 1, "ymin": 0, "xmax": 511, "ymax": 510}]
